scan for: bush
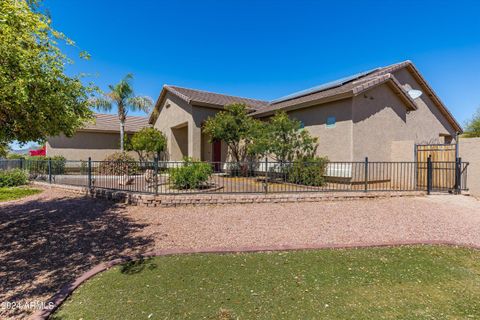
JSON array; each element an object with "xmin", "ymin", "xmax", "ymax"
[
  {"xmin": 6, "ymin": 153, "xmax": 25, "ymax": 159},
  {"xmin": 25, "ymin": 156, "xmax": 66, "ymax": 175},
  {"xmin": 170, "ymin": 158, "xmax": 213, "ymax": 189},
  {"xmin": 287, "ymin": 156, "xmax": 328, "ymax": 186},
  {"xmin": 0, "ymin": 169, "xmax": 28, "ymax": 187},
  {"xmin": 98, "ymin": 152, "xmax": 139, "ymax": 175}
]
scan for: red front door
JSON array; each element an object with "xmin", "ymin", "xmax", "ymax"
[{"xmin": 213, "ymin": 140, "xmax": 222, "ymax": 171}]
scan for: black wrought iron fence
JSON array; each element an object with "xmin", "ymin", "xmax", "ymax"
[{"xmin": 0, "ymin": 157, "xmax": 469, "ymax": 195}]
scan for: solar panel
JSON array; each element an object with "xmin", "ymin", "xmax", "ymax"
[{"xmin": 271, "ymin": 68, "xmax": 379, "ymax": 104}]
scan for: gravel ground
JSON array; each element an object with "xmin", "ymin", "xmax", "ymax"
[
  {"xmin": 1, "ymin": 187, "xmax": 479, "ymax": 319},
  {"xmin": 130, "ymin": 192, "xmax": 480, "ymax": 250}
]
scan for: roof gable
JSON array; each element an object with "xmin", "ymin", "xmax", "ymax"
[{"xmin": 148, "ymin": 85, "xmax": 269, "ymax": 124}]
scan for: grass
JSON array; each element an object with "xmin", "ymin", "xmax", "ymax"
[
  {"xmin": 52, "ymin": 246, "xmax": 480, "ymax": 320},
  {"xmin": 0, "ymin": 187, "xmax": 41, "ymax": 202}
]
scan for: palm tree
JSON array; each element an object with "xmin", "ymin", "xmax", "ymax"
[{"xmin": 90, "ymin": 74, "xmax": 153, "ymax": 151}]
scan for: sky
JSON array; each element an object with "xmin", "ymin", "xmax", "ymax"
[{"xmin": 14, "ymin": 0, "xmax": 480, "ymax": 148}]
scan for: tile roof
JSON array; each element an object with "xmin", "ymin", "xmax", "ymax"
[
  {"xmin": 165, "ymin": 85, "xmax": 269, "ymax": 110},
  {"xmin": 251, "ymin": 61, "xmax": 411, "ymax": 116},
  {"xmin": 80, "ymin": 114, "xmax": 149, "ymax": 133},
  {"xmin": 149, "ymin": 60, "xmax": 461, "ymax": 132}
]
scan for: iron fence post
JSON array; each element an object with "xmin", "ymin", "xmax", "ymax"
[
  {"xmin": 455, "ymin": 157, "xmax": 462, "ymax": 194},
  {"xmin": 48, "ymin": 158, "xmax": 52, "ymax": 184},
  {"xmin": 265, "ymin": 157, "xmax": 268, "ymax": 194},
  {"xmin": 427, "ymin": 155, "xmax": 432, "ymax": 195},
  {"xmin": 364, "ymin": 157, "xmax": 368, "ymax": 192},
  {"xmin": 154, "ymin": 156, "xmax": 159, "ymax": 196},
  {"xmin": 88, "ymin": 157, "xmax": 92, "ymax": 189}
]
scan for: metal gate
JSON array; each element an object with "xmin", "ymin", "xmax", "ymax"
[{"xmin": 415, "ymin": 143, "xmax": 468, "ymax": 193}]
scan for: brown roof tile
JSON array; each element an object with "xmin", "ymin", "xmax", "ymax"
[
  {"xmin": 251, "ymin": 61, "xmax": 411, "ymax": 116},
  {"xmin": 165, "ymin": 85, "xmax": 269, "ymax": 110},
  {"xmin": 80, "ymin": 114, "xmax": 149, "ymax": 133},
  {"xmin": 149, "ymin": 61, "xmax": 461, "ymax": 132}
]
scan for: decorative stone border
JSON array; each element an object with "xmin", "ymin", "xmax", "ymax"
[
  {"xmin": 32, "ymin": 182, "xmax": 425, "ymax": 207},
  {"xmin": 30, "ymin": 240, "xmax": 480, "ymax": 320}
]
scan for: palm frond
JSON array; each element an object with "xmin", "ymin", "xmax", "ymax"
[
  {"xmin": 126, "ymin": 96, "xmax": 153, "ymax": 113},
  {"xmin": 88, "ymin": 96, "xmax": 112, "ymax": 112},
  {"xmin": 118, "ymin": 74, "xmax": 134, "ymax": 99}
]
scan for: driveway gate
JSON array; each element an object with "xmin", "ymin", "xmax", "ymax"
[{"xmin": 415, "ymin": 143, "xmax": 468, "ymax": 193}]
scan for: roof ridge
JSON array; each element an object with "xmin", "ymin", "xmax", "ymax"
[
  {"xmin": 166, "ymin": 84, "xmax": 269, "ymax": 103},
  {"xmin": 94, "ymin": 113, "xmax": 148, "ymax": 119}
]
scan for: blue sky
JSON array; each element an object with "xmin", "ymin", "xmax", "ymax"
[{"xmin": 17, "ymin": 0, "xmax": 480, "ymax": 148}]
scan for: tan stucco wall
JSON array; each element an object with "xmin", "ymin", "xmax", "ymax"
[
  {"xmin": 391, "ymin": 140, "xmax": 415, "ymax": 162},
  {"xmin": 352, "ymin": 77, "xmax": 457, "ymax": 161},
  {"xmin": 153, "ymin": 92, "xmax": 194, "ymax": 160},
  {"xmin": 287, "ymin": 99, "xmax": 354, "ymax": 161},
  {"xmin": 459, "ymin": 137, "xmax": 480, "ymax": 197},
  {"xmin": 201, "ymin": 132, "xmax": 229, "ymax": 162},
  {"xmin": 153, "ymin": 92, "xmax": 227, "ymax": 160},
  {"xmin": 46, "ymin": 131, "xmax": 135, "ymax": 161},
  {"xmin": 352, "ymin": 84, "xmax": 411, "ymax": 161},
  {"xmin": 393, "ymin": 68, "xmax": 457, "ymax": 142},
  {"xmin": 171, "ymin": 125, "xmax": 188, "ymax": 160},
  {"xmin": 192, "ymin": 106, "xmax": 222, "ymax": 160}
]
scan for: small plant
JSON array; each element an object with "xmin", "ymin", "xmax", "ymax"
[
  {"xmin": 0, "ymin": 169, "xmax": 28, "ymax": 187},
  {"xmin": 98, "ymin": 152, "xmax": 139, "ymax": 175},
  {"xmin": 169, "ymin": 157, "xmax": 213, "ymax": 189},
  {"xmin": 287, "ymin": 156, "xmax": 328, "ymax": 186}
]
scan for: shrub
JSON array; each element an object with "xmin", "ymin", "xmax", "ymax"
[
  {"xmin": 98, "ymin": 152, "xmax": 139, "ymax": 175},
  {"xmin": 6, "ymin": 153, "xmax": 25, "ymax": 159},
  {"xmin": 0, "ymin": 169, "xmax": 28, "ymax": 187},
  {"xmin": 170, "ymin": 158, "xmax": 213, "ymax": 189},
  {"xmin": 127, "ymin": 127, "xmax": 167, "ymax": 161},
  {"xmin": 25, "ymin": 156, "xmax": 66, "ymax": 175},
  {"xmin": 287, "ymin": 156, "xmax": 328, "ymax": 186}
]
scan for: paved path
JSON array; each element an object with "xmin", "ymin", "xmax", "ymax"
[{"xmin": 0, "ymin": 188, "xmax": 479, "ymax": 319}]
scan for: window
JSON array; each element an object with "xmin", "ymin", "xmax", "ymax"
[{"xmin": 326, "ymin": 116, "xmax": 336, "ymax": 128}]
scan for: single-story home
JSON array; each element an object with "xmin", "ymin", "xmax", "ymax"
[
  {"xmin": 46, "ymin": 113, "xmax": 149, "ymax": 160},
  {"xmin": 47, "ymin": 60, "xmax": 462, "ymax": 162},
  {"xmin": 150, "ymin": 60, "xmax": 462, "ymax": 162}
]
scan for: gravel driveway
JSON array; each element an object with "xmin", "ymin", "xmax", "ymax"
[{"xmin": 1, "ymin": 187, "xmax": 479, "ymax": 319}]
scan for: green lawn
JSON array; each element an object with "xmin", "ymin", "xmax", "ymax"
[
  {"xmin": 0, "ymin": 187, "xmax": 41, "ymax": 202},
  {"xmin": 53, "ymin": 246, "xmax": 480, "ymax": 320}
]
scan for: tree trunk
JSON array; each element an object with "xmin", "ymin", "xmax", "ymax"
[{"xmin": 120, "ymin": 121, "xmax": 125, "ymax": 152}]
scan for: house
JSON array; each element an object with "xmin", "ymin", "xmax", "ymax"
[
  {"xmin": 46, "ymin": 114, "xmax": 149, "ymax": 160},
  {"xmin": 149, "ymin": 61, "xmax": 462, "ymax": 162}
]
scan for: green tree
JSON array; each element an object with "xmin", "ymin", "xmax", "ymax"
[
  {"xmin": 90, "ymin": 74, "xmax": 153, "ymax": 152},
  {"xmin": 0, "ymin": 142, "xmax": 8, "ymax": 158},
  {"xmin": 203, "ymin": 103, "xmax": 260, "ymax": 163},
  {"xmin": 0, "ymin": 0, "xmax": 94, "ymax": 145},
  {"xmin": 464, "ymin": 107, "xmax": 480, "ymax": 138},
  {"xmin": 128, "ymin": 127, "xmax": 167, "ymax": 161},
  {"xmin": 250, "ymin": 111, "xmax": 318, "ymax": 162}
]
